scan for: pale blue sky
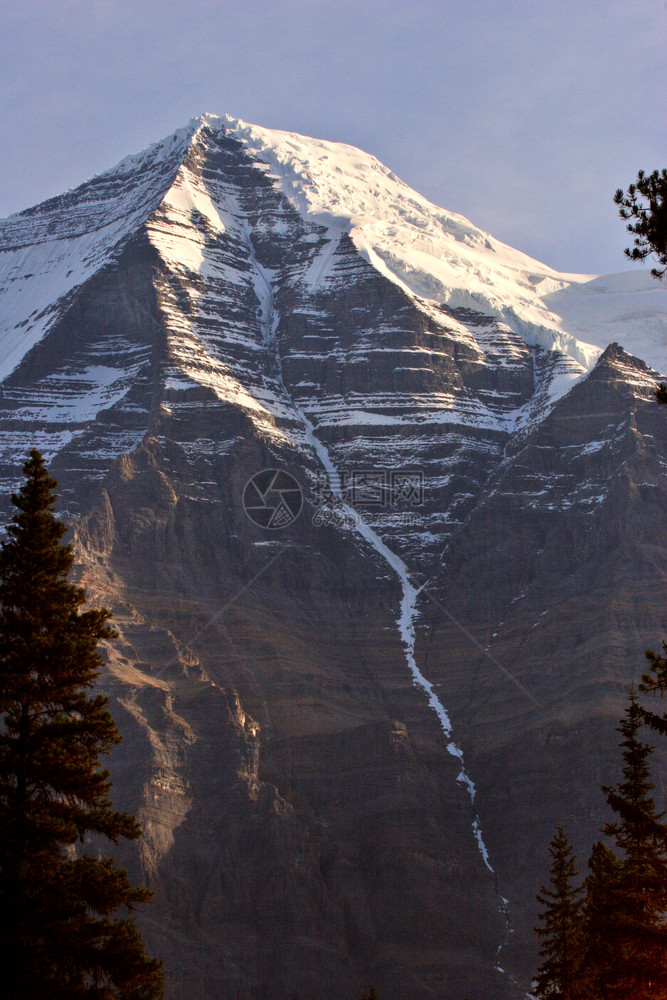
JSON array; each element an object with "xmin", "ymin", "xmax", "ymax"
[{"xmin": 1, "ymin": 0, "xmax": 664, "ymax": 273}]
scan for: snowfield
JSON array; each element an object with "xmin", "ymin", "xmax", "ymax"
[
  {"xmin": 219, "ymin": 113, "xmax": 667, "ymax": 377},
  {"xmin": 1, "ymin": 112, "xmax": 665, "ymax": 395}
]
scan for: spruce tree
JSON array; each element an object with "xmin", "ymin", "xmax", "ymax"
[
  {"xmin": 0, "ymin": 450, "xmax": 163, "ymax": 999},
  {"xmin": 582, "ymin": 840, "xmax": 622, "ymax": 1000},
  {"xmin": 588, "ymin": 690, "xmax": 667, "ymax": 999},
  {"xmin": 639, "ymin": 640, "xmax": 667, "ymax": 734},
  {"xmin": 614, "ymin": 168, "xmax": 666, "ymax": 396},
  {"xmin": 614, "ymin": 168, "xmax": 667, "ymax": 279},
  {"xmin": 533, "ymin": 825, "xmax": 584, "ymax": 999}
]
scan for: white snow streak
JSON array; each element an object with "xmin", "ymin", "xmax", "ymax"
[
  {"xmin": 235, "ymin": 216, "xmax": 497, "ymax": 872},
  {"xmin": 298, "ymin": 404, "xmax": 495, "ymax": 872}
]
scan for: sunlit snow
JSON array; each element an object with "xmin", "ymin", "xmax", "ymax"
[{"xmin": 217, "ymin": 113, "xmax": 666, "ymax": 377}]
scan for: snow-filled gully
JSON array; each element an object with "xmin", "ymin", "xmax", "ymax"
[
  {"xmin": 303, "ymin": 414, "xmax": 514, "ymax": 979},
  {"xmin": 306, "ymin": 426, "xmax": 497, "ymax": 874},
  {"xmin": 247, "ymin": 240, "xmax": 512, "ymax": 979}
]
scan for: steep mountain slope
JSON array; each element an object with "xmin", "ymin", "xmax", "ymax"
[{"xmin": 0, "ymin": 114, "xmax": 665, "ymax": 1000}]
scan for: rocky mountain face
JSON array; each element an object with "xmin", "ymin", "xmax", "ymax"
[{"xmin": 0, "ymin": 115, "xmax": 666, "ymax": 1000}]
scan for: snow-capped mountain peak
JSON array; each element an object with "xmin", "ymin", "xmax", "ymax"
[
  {"xmin": 201, "ymin": 114, "xmax": 666, "ymax": 377},
  {"xmin": 0, "ymin": 117, "xmax": 666, "ymax": 1000},
  {"xmin": 1, "ymin": 113, "xmax": 665, "ymax": 393}
]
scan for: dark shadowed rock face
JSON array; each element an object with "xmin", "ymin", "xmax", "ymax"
[
  {"xmin": 418, "ymin": 343, "xmax": 667, "ymax": 981},
  {"xmin": 0, "ymin": 115, "xmax": 665, "ymax": 999}
]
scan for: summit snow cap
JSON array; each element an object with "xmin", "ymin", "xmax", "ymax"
[
  {"xmin": 1, "ymin": 112, "xmax": 666, "ymax": 388},
  {"xmin": 191, "ymin": 113, "xmax": 666, "ymax": 376}
]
